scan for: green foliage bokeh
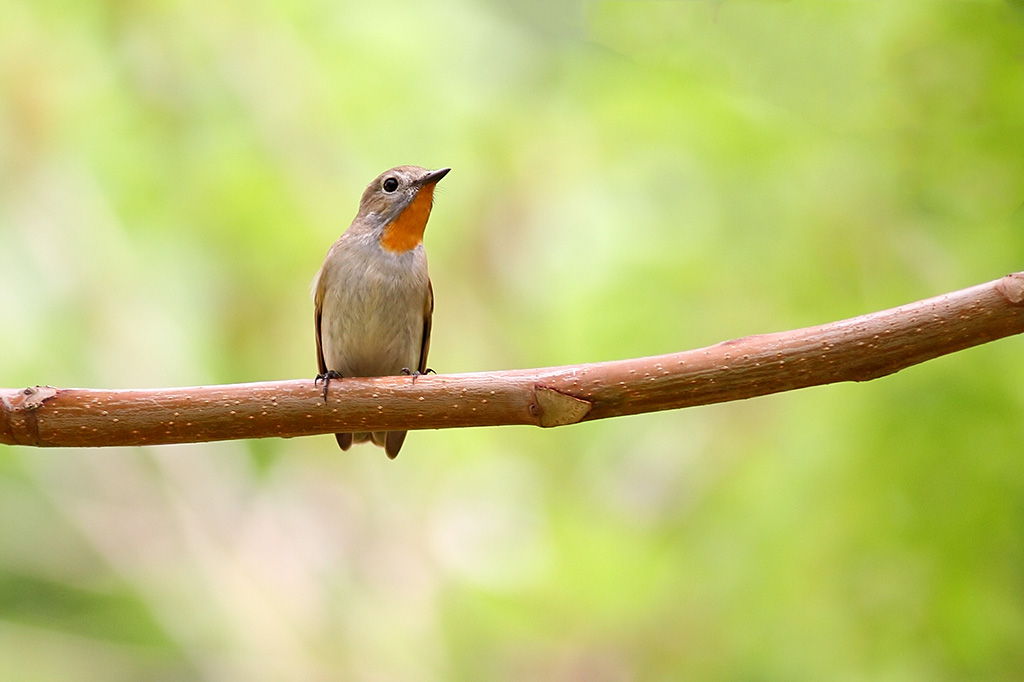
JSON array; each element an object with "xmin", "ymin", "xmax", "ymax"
[{"xmin": 1, "ymin": 1, "xmax": 1023, "ymax": 680}]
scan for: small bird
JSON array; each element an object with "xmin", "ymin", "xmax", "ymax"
[{"xmin": 312, "ymin": 165, "xmax": 449, "ymax": 458}]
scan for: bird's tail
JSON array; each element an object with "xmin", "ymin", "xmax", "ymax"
[{"xmin": 336, "ymin": 431, "xmax": 406, "ymax": 459}]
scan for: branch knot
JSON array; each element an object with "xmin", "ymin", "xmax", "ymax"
[{"xmin": 535, "ymin": 386, "xmax": 592, "ymax": 427}]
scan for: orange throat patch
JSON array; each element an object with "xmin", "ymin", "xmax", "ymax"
[{"xmin": 380, "ymin": 186, "xmax": 435, "ymax": 252}]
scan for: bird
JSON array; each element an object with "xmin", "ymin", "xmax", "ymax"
[{"xmin": 312, "ymin": 165, "xmax": 449, "ymax": 458}]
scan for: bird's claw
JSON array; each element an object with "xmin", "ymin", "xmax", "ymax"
[
  {"xmin": 401, "ymin": 367, "xmax": 436, "ymax": 384},
  {"xmin": 315, "ymin": 370, "xmax": 344, "ymax": 402}
]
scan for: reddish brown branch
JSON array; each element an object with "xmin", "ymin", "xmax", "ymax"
[{"xmin": 2, "ymin": 272, "xmax": 1023, "ymax": 448}]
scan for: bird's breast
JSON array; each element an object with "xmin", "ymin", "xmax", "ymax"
[{"xmin": 319, "ymin": 239, "xmax": 429, "ymax": 377}]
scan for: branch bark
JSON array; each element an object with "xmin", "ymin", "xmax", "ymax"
[{"xmin": 2, "ymin": 272, "xmax": 1023, "ymax": 448}]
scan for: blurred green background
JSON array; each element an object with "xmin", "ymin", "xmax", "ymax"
[{"xmin": 2, "ymin": 0, "xmax": 1024, "ymax": 679}]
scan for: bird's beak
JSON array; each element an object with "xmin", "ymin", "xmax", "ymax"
[{"xmin": 419, "ymin": 167, "xmax": 451, "ymax": 186}]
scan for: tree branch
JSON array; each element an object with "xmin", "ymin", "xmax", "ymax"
[{"xmin": 2, "ymin": 272, "xmax": 1023, "ymax": 448}]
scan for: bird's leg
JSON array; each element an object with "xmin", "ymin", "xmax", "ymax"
[
  {"xmin": 314, "ymin": 370, "xmax": 344, "ymax": 402},
  {"xmin": 401, "ymin": 367, "xmax": 436, "ymax": 384}
]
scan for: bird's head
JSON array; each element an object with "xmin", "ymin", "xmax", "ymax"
[{"xmin": 355, "ymin": 165, "xmax": 450, "ymax": 252}]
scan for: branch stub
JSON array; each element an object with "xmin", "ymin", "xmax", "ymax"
[{"xmin": 535, "ymin": 386, "xmax": 592, "ymax": 427}]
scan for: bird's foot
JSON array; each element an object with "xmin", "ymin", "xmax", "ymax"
[
  {"xmin": 401, "ymin": 367, "xmax": 436, "ymax": 384},
  {"xmin": 314, "ymin": 370, "xmax": 344, "ymax": 402}
]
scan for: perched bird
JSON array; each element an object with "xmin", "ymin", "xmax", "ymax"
[{"xmin": 312, "ymin": 165, "xmax": 449, "ymax": 458}]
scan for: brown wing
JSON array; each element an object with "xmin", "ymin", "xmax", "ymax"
[
  {"xmin": 314, "ymin": 271, "xmax": 327, "ymax": 375},
  {"xmin": 417, "ymin": 278, "xmax": 433, "ymax": 373}
]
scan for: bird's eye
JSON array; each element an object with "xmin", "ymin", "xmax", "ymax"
[{"xmin": 382, "ymin": 177, "xmax": 399, "ymax": 193}]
